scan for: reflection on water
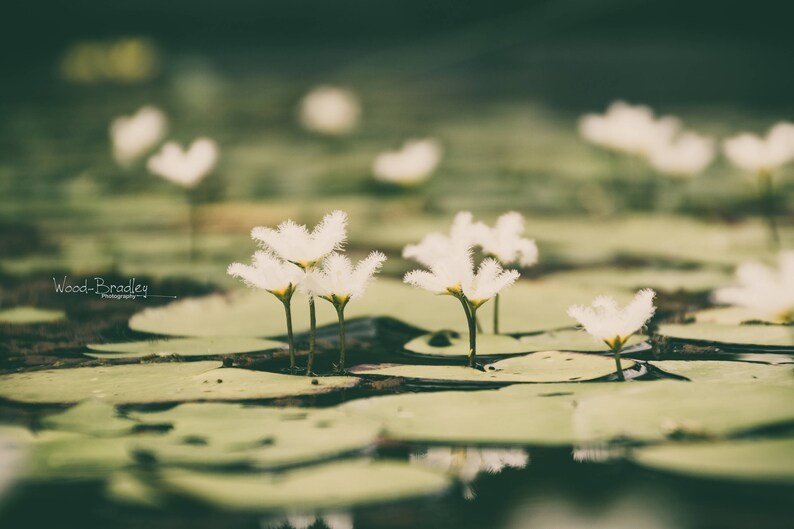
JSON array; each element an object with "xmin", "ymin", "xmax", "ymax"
[
  {"xmin": 261, "ymin": 511, "xmax": 353, "ymax": 529},
  {"xmin": 505, "ymin": 497, "xmax": 680, "ymax": 529}
]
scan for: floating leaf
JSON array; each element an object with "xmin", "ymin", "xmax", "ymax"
[
  {"xmin": 658, "ymin": 323, "xmax": 794, "ymax": 349},
  {"xmin": 25, "ymin": 431, "xmax": 140, "ymax": 480},
  {"xmin": 546, "ymin": 267, "xmax": 730, "ymax": 293},
  {"xmin": 692, "ymin": 306, "xmax": 784, "ymax": 325},
  {"xmin": 650, "ymin": 360, "xmax": 794, "ymax": 385},
  {"xmin": 353, "ymin": 351, "xmax": 633, "ymax": 384},
  {"xmin": 632, "ymin": 438, "xmax": 794, "ymax": 484},
  {"xmin": 42, "ymin": 399, "xmax": 137, "ymax": 436},
  {"xmin": 518, "ymin": 329, "xmax": 646, "ymax": 353},
  {"xmin": 155, "ymin": 460, "xmax": 451, "ymax": 511},
  {"xmin": 0, "ymin": 361, "xmax": 359, "ymax": 404},
  {"xmin": 85, "ymin": 337, "xmax": 285, "ymax": 359},
  {"xmin": 0, "ymin": 306, "xmax": 64, "ymax": 324},
  {"xmin": 129, "ymin": 403, "xmax": 382, "ymax": 469},
  {"xmin": 403, "ymin": 333, "xmax": 528, "ymax": 358},
  {"xmin": 573, "ymin": 381, "xmax": 794, "ymax": 443}
]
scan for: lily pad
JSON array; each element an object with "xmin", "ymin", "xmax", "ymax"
[
  {"xmin": 0, "ymin": 306, "xmax": 64, "ymax": 324},
  {"xmin": 353, "ymin": 351, "xmax": 634, "ymax": 384},
  {"xmin": 25, "ymin": 431, "xmax": 141, "ymax": 480},
  {"xmin": 403, "ymin": 333, "xmax": 528, "ymax": 358},
  {"xmin": 632, "ymin": 438, "xmax": 794, "ymax": 484},
  {"xmin": 650, "ymin": 360, "xmax": 794, "ymax": 385},
  {"xmin": 518, "ymin": 329, "xmax": 647, "ymax": 353},
  {"xmin": 129, "ymin": 403, "xmax": 382, "ymax": 469},
  {"xmin": 547, "ymin": 267, "xmax": 730, "ymax": 293},
  {"xmin": 657, "ymin": 323, "xmax": 794, "ymax": 349},
  {"xmin": 85, "ymin": 337, "xmax": 285, "ymax": 359},
  {"xmin": 692, "ymin": 306, "xmax": 784, "ymax": 325},
  {"xmin": 0, "ymin": 361, "xmax": 359, "ymax": 404},
  {"xmin": 155, "ymin": 460, "xmax": 451, "ymax": 511},
  {"xmin": 42, "ymin": 400, "xmax": 137, "ymax": 436},
  {"xmin": 128, "ymin": 279, "xmax": 633, "ymax": 338},
  {"xmin": 573, "ymin": 381, "xmax": 794, "ymax": 443}
]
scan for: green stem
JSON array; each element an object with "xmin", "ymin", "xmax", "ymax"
[
  {"xmin": 456, "ymin": 295, "xmax": 477, "ymax": 368},
  {"xmin": 493, "ymin": 293, "xmax": 500, "ymax": 334},
  {"xmin": 306, "ymin": 296, "xmax": 317, "ymax": 375},
  {"xmin": 336, "ymin": 305, "xmax": 346, "ymax": 372},
  {"xmin": 758, "ymin": 171, "xmax": 780, "ymax": 250},
  {"xmin": 187, "ymin": 191, "xmax": 198, "ymax": 262},
  {"xmin": 282, "ymin": 299, "xmax": 295, "ymax": 370},
  {"xmin": 612, "ymin": 344, "xmax": 625, "ymax": 381}
]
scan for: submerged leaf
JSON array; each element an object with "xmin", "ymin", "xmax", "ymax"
[
  {"xmin": 85, "ymin": 337, "xmax": 285, "ymax": 359},
  {"xmin": 0, "ymin": 306, "xmax": 64, "ymax": 324},
  {"xmin": 650, "ymin": 360, "xmax": 794, "ymax": 385},
  {"xmin": 658, "ymin": 323, "xmax": 794, "ymax": 349}
]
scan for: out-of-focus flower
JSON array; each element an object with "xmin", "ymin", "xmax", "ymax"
[
  {"xmin": 647, "ymin": 131, "xmax": 716, "ymax": 178},
  {"xmin": 567, "ymin": 289, "xmax": 656, "ymax": 349},
  {"xmin": 61, "ymin": 38, "xmax": 160, "ymax": 84},
  {"xmin": 252, "ymin": 211, "xmax": 348, "ymax": 270},
  {"xmin": 261, "ymin": 512, "xmax": 353, "ymax": 529},
  {"xmin": 579, "ymin": 101, "xmax": 680, "ymax": 157},
  {"xmin": 712, "ymin": 251, "xmax": 794, "ymax": 322},
  {"xmin": 402, "ymin": 211, "xmax": 483, "ymax": 267},
  {"xmin": 298, "ymin": 86, "xmax": 361, "ymax": 135},
  {"xmin": 372, "ymin": 139, "xmax": 443, "ymax": 186},
  {"xmin": 476, "ymin": 212, "xmax": 538, "ymax": 267},
  {"xmin": 147, "ymin": 138, "xmax": 218, "ymax": 188},
  {"xmin": 723, "ymin": 122, "xmax": 794, "ymax": 174},
  {"xmin": 110, "ymin": 106, "xmax": 167, "ymax": 166}
]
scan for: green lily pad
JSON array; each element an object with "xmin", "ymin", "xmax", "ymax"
[
  {"xmin": 0, "ymin": 361, "xmax": 359, "ymax": 404},
  {"xmin": 547, "ymin": 267, "xmax": 730, "ymax": 293},
  {"xmin": 692, "ymin": 306, "xmax": 784, "ymax": 325},
  {"xmin": 650, "ymin": 360, "xmax": 794, "ymax": 385},
  {"xmin": 128, "ymin": 279, "xmax": 633, "ymax": 338},
  {"xmin": 129, "ymin": 403, "xmax": 382, "ymax": 469},
  {"xmin": 353, "ymin": 351, "xmax": 634, "ymax": 384},
  {"xmin": 573, "ymin": 381, "xmax": 794, "ymax": 443},
  {"xmin": 519, "ymin": 329, "xmax": 646, "ymax": 353},
  {"xmin": 25, "ymin": 431, "xmax": 141, "ymax": 480},
  {"xmin": 0, "ymin": 306, "xmax": 64, "ymax": 324},
  {"xmin": 85, "ymin": 337, "xmax": 285, "ymax": 359},
  {"xmin": 632, "ymin": 438, "xmax": 794, "ymax": 484},
  {"xmin": 155, "ymin": 460, "xmax": 451, "ymax": 511},
  {"xmin": 42, "ymin": 400, "xmax": 137, "ymax": 436},
  {"xmin": 658, "ymin": 323, "xmax": 794, "ymax": 349},
  {"xmin": 403, "ymin": 333, "xmax": 528, "ymax": 358}
]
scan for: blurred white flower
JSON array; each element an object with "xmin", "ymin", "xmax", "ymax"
[
  {"xmin": 402, "ymin": 211, "xmax": 483, "ymax": 267},
  {"xmin": 723, "ymin": 122, "xmax": 794, "ymax": 174},
  {"xmin": 647, "ymin": 131, "xmax": 716, "ymax": 178},
  {"xmin": 567, "ymin": 289, "xmax": 656, "ymax": 349},
  {"xmin": 476, "ymin": 212, "xmax": 539, "ymax": 267},
  {"xmin": 410, "ymin": 447, "xmax": 528, "ymax": 489},
  {"xmin": 252, "ymin": 211, "xmax": 348, "ymax": 269},
  {"xmin": 261, "ymin": 512, "xmax": 353, "ymax": 529},
  {"xmin": 110, "ymin": 105, "xmax": 167, "ymax": 166},
  {"xmin": 147, "ymin": 138, "xmax": 218, "ymax": 188},
  {"xmin": 712, "ymin": 251, "xmax": 794, "ymax": 322},
  {"xmin": 305, "ymin": 251, "xmax": 386, "ymax": 305},
  {"xmin": 372, "ymin": 138, "xmax": 443, "ymax": 186},
  {"xmin": 298, "ymin": 85, "xmax": 361, "ymax": 136},
  {"xmin": 579, "ymin": 101, "xmax": 680, "ymax": 157},
  {"xmin": 227, "ymin": 251, "xmax": 304, "ymax": 300}
]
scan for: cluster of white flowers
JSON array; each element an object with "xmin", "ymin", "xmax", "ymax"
[
  {"xmin": 109, "ymin": 106, "xmax": 167, "ymax": 166},
  {"xmin": 372, "ymin": 138, "xmax": 443, "ymax": 186},
  {"xmin": 579, "ymin": 100, "xmax": 716, "ymax": 178},
  {"xmin": 298, "ymin": 85, "xmax": 361, "ymax": 136},
  {"xmin": 723, "ymin": 122, "xmax": 794, "ymax": 175},
  {"xmin": 230, "ymin": 210, "xmax": 385, "ymax": 373},
  {"xmin": 712, "ymin": 251, "xmax": 794, "ymax": 322}
]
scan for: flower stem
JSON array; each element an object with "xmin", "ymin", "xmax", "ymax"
[
  {"xmin": 335, "ymin": 305, "xmax": 346, "ymax": 373},
  {"xmin": 306, "ymin": 296, "xmax": 317, "ymax": 375},
  {"xmin": 282, "ymin": 299, "xmax": 295, "ymax": 370},
  {"xmin": 186, "ymin": 190, "xmax": 198, "ymax": 262},
  {"xmin": 611, "ymin": 343, "xmax": 625, "ymax": 381},
  {"xmin": 493, "ymin": 293, "xmax": 500, "ymax": 334},
  {"xmin": 758, "ymin": 171, "xmax": 780, "ymax": 250},
  {"xmin": 456, "ymin": 295, "xmax": 477, "ymax": 368}
]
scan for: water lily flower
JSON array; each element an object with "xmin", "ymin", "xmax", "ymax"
[
  {"xmin": 579, "ymin": 101, "xmax": 680, "ymax": 158},
  {"xmin": 252, "ymin": 211, "xmax": 348, "ymax": 374},
  {"xmin": 147, "ymin": 138, "xmax": 219, "ymax": 188},
  {"xmin": 298, "ymin": 85, "xmax": 361, "ymax": 136},
  {"xmin": 372, "ymin": 138, "xmax": 443, "ymax": 186},
  {"xmin": 402, "ymin": 211, "xmax": 484, "ymax": 267},
  {"xmin": 712, "ymin": 251, "xmax": 794, "ymax": 323},
  {"xmin": 110, "ymin": 105, "xmax": 167, "ymax": 166},
  {"xmin": 567, "ymin": 289, "xmax": 656, "ymax": 380},
  {"xmin": 647, "ymin": 131, "xmax": 716, "ymax": 178},
  {"xmin": 227, "ymin": 252, "xmax": 304, "ymax": 370},
  {"xmin": 305, "ymin": 252, "xmax": 386, "ymax": 372},
  {"xmin": 723, "ymin": 122, "xmax": 794, "ymax": 248},
  {"xmin": 405, "ymin": 252, "xmax": 519, "ymax": 368}
]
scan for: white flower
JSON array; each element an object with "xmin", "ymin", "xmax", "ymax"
[
  {"xmin": 372, "ymin": 138, "xmax": 443, "ymax": 186},
  {"xmin": 147, "ymin": 138, "xmax": 218, "ymax": 188},
  {"xmin": 227, "ymin": 251, "xmax": 304, "ymax": 300},
  {"xmin": 712, "ymin": 251, "xmax": 794, "ymax": 321},
  {"xmin": 476, "ymin": 212, "xmax": 538, "ymax": 267},
  {"xmin": 298, "ymin": 85, "xmax": 361, "ymax": 136},
  {"xmin": 110, "ymin": 105, "xmax": 167, "ymax": 166},
  {"xmin": 304, "ymin": 251, "xmax": 386, "ymax": 305},
  {"xmin": 579, "ymin": 101, "xmax": 680, "ymax": 157},
  {"xmin": 567, "ymin": 289, "xmax": 656, "ymax": 348},
  {"xmin": 402, "ymin": 211, "xmax": 483, "ymax": 267},
  {"xmin": 410, "ymin": 447, "xmax": 528, "ymax": 484},
  {"xmin": 723, "ymin": 122, "xmax": 794, "ymax": 174},
  {"xmin": 252, "ymin": 211, "xmax": 348, "ymax": 269},
  {"xmin": 463, "ymin": 258, "xmax": 520, "ymax": 306},
  {"xmin": 647, "ymin": 131, "xmax": 716, "ymax": 177}
]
